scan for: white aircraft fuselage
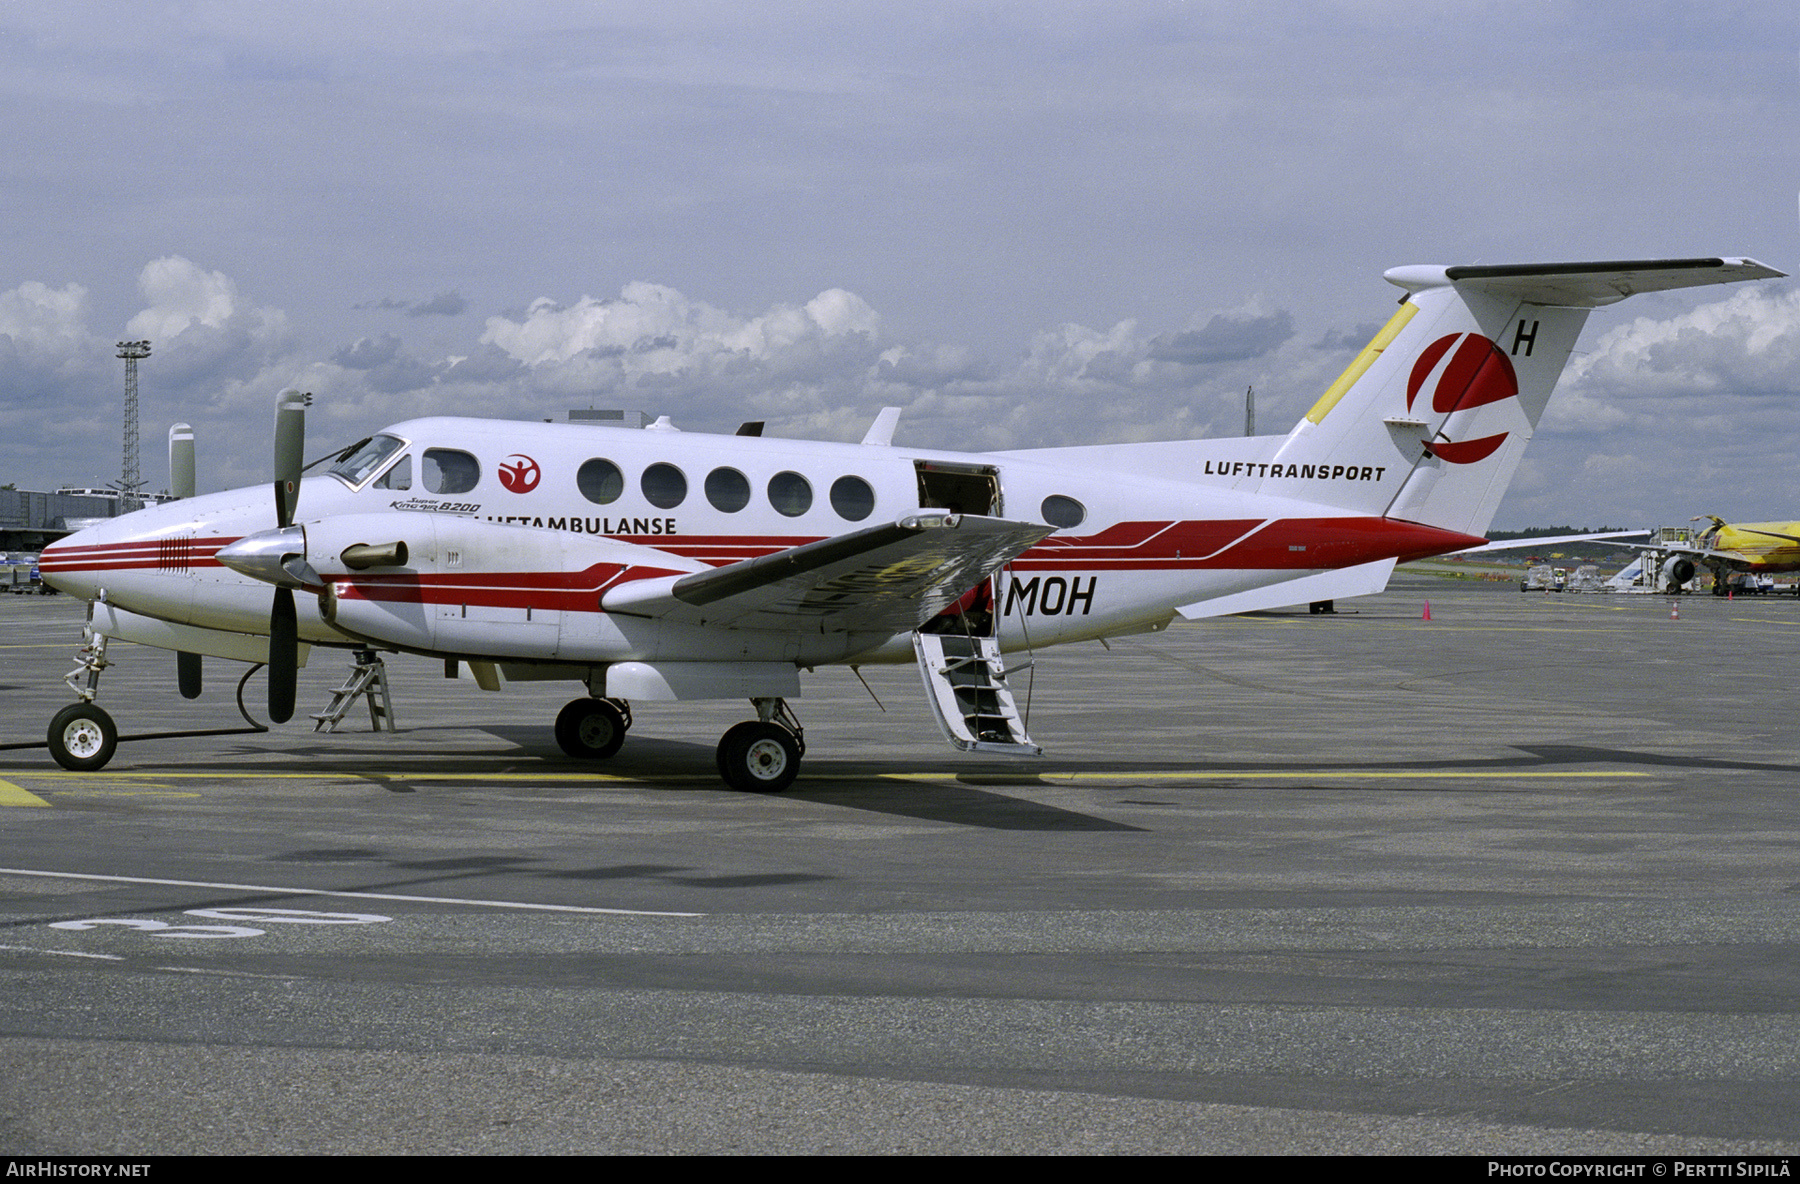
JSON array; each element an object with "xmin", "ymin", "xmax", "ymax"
[
  {"xmin": 35, "ymin": 257, "xmax": 1785, "ymax": 787},
  {"xmin": 41, "ymin": 416, "xmax": 1479, "ymax": 668}
]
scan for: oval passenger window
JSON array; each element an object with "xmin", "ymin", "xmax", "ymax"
[
  {"xmin": 768, "ymin": 471, "xmax": 813, "ymax": 517},
  {"xmin": 641, "ymin": 463, "xmax": 688, "ymax": 509},
  {"xmin": 1041, "ymin": 494, "xmax": 1086, "ymax": 528},
  {"xmin": 705, "ymin": 467, "xmax": 751, "ymax": 513},
  {"xmin": 830, "ymin": 475, "xmax": 876, "ymax": 521},
  {"xmin": 577, "ymin": 459, "xmax": 624, "ymax": 505}
]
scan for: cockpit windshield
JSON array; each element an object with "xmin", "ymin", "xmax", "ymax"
[{"xmin": 327, "ymin": 434, "xmax": 407, "ymax": 488}]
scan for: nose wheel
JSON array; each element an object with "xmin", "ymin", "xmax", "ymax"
[{"xmin": 48, "ymin": 703, "xmax": 118, "ymax": 772}]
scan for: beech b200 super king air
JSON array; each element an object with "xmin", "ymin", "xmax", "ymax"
[{"xmin": 39, "ymin": 257, "xmax": 1784, "ymax": 790}]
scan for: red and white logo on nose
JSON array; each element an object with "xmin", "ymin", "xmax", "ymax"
[
  {"xmin": 498, "ymin": 454, "xmax": 541, "ymax": 493},
  {"xmin": 1407, "ymin": 333, "xmax": 1518, "ymax": 464}
]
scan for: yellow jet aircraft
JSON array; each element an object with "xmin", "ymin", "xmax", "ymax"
[{"xmin": 1687, "ymin": 516, "xmax": 1800, "ymax": 594}]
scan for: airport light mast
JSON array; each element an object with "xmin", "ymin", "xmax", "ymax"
[{"xmin": 115, "ymin": 339, "xmax": 151, "ymax": 513}]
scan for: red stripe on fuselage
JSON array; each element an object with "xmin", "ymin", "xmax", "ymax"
[
  {"xmin": 332, "ymin": 563, "xmax": 685, "ymax": 612},
  {"xmin": 38, "ymin": 537, "xmax": 236, "ymax": 573},
  {"xmin": 39, "ymin": 517, "xmax": 1482, "ymax": 596},
  {"xmin": 1010, "ymin": 517, "xmax": 1484, "ymax": 570}
]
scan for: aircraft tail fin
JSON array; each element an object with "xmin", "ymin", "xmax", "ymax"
[{"xmin": 1254, "ymin": 258, "xmax": 1782, "ymax": 538}]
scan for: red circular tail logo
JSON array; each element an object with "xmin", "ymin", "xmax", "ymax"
[{"xmin": 1407, "ymin": 333, "xmax": 1520, "ymax": 464}]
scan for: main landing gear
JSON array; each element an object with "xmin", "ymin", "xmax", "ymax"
[
  {"xmin": 554, "ymin": 696, "xmax": 631, "ymax": 759},
  {"xmin": 553, "ymin": 694, "xmax": 806, "ymax": 793},
  {"xmin": 716, "ymin": 699, "xmax": 805, "ymax": 794}
]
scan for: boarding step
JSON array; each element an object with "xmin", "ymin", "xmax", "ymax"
[
  {"xmin": 912, "ymin": 632, "xmax": 1041, "ymax": 756},
  {"xmin": 311, "ymin": 649, "xmax": 396, "ymax": 733}
]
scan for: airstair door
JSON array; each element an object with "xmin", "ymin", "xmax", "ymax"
[{"xmin": 912, "ymin": 631, "xmax": 1041, "ymax": 756}]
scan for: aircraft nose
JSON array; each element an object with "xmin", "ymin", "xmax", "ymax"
[
  {"xmin": 37, "ymin": 536, "xmax": 98, "ymax": 599},
  {"xmin": 216, "ymin": 525, "xmax": 314, "ymax": 588}
]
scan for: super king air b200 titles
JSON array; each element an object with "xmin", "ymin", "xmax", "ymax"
[{"xmin": 39, "ymin": 257, "xmax": 1784, "ymax": 791}]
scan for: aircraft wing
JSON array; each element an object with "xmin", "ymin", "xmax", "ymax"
[
  {"xmin": 601, "ymin": 512, "xmax": 1056, "ymax": 633},
  {"xmin": 1452, "ymin": 530, "xmax": 1649, "ymax": 554}
]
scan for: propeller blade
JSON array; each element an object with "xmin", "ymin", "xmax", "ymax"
[
  {"xmin": 176, "ymin": 651, "xmax": 203, "ymax": 700},
  {"xmin": 168, "ymin": 423, "xmax": 195, "ymax": 500},
  {"xmin": 269, "ymin": 586, "xmax": 298, "ymax": 724},
  {"xmin": 273, "ymin": 390, "xmax": 310, "ymax": 529}
]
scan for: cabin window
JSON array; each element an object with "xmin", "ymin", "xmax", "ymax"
[
  {"xmin": 577, "ymin": 458, "xmax": 624, "ymax": 505},
  {"xmin": 830, "ymin": 475, "xmax": 875, "ymax": 521},
  {"xmin": 1041, "ymin": 494, "xmax": 1086, "ymax": 528},
  {"xmin": 423, "ymin": 448, "xmax": 480, "ymax": 495},
  {"xmin": 642, "ymin": 462, "xmax": 688, "ymax": 509},
  {"xmin": 375, "ymin": 453, "xmax": 412, "ymax": 490},
  {"xmin": 328, "ymin": 434, "xmax": 405, "ymax": 487},
  {"xmin": 705, "ymin": 467, "xmax": 751, "ymax": 513},
  {"xmin": 768, "ymin": 471, "xmax": 812, "ymax": 517}
]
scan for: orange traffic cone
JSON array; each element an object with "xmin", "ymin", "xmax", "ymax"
[
  {"xmin": 1422, "ymin": 600, "xmax": 1432, "ymax": 621},
  {"xmin": 1670, "ymin": 600, "xmax": 1680, "ymax": 620}
]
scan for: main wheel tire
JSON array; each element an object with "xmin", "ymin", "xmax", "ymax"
[
  {"xmin": 554, "ymin": 697, "xmax": 626, "ymax": 759},
  {"xmin": 716, "ymin": 721, "xmax": 801, "ymax": 793},
  {"xmin": 48, "ymin": 703, "xmax": 118, "ymax": 772}
]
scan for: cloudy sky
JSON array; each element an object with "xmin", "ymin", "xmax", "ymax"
[{"xmin": 1, "ymin": 1, "xmax": 1795, "ymax": 530}]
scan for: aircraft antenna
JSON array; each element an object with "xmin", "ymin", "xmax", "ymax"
[{"xmin": 115, "ymin": 340, "xmax": 152, "ymax": 512}]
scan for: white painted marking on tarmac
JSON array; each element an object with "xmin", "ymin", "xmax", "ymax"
[
  {"xmin": 50, "ymin": 918, "xmax": 266, "ymax": 938},
  {"xmin": 0, "ymin": 866, "xmax": 704, "ymax": 917},
  {"xmin": 0, "ymin": 944, "xmax": 123, "ymax": 961}
]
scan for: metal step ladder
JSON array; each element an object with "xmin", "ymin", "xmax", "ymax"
[
  {"xmin": 912, "ymin": 631, "xmax": 1041, "ymax": 756},
  {"xmin": 312, "ymin": 649, "xmax": 396, "ymax": 733}
]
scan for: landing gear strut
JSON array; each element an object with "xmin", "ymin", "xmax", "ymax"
[
  {"xmin": 49, "ymin": 633, "xmax": 119, "ymax": 771},
  {"xmin": 716, "ymin": 698, "xmax": 804, "ymax": 793}
]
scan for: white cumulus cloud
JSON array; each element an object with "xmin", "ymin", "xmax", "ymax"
[
  {"xmin": 481, "ymin": 283, "xmax": 880, "ymax": 373},
  {"xmin": 0, "ymin": 280, "xmax": 91, "ymax": 358},
  {"xmin": 127, "ymin": 256, "xmax": 239, "ymax": 341}
]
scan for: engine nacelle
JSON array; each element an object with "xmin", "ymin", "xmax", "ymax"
[
  {"xmin": 1661, "ymin": 555, "xmax": 1696, "ymax": 587},
  {"xmin": 302, "ymin": 513, "xmax": 703, "ymax": 657}
]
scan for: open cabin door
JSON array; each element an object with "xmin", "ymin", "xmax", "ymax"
[{"xmin": 909, "ymin": 458, "xmax": 1038, "ymax": 754}]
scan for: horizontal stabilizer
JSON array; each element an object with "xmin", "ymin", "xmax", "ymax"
[
  {"xmin": 603, "ymin": 513, "xmax": 1054, "ymax": 633},
  {"xmin": 1387, "ymin": 258, "xmax": 1784, "ymax": 307}
]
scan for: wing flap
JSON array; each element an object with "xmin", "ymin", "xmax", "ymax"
[{"xmin": 603, "ymin": 512, "xmax": 1055, "ymax": 633}]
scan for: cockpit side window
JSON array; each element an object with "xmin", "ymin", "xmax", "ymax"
[
  {"xmin": 374, "ymin": 453, "xmax": 412, "ymax": 490},
  {"xmin": 328, "ymin": 434, "xmax": 407, "ymax": 488},
  {"xmin": 423, "ymin": 448, "xmax": 481, "ymax": 495}
]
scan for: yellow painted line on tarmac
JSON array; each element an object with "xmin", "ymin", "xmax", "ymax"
[
  {"xmin": 46, "ymin": 790, "xmax": 202, "ymax": 798},
  {"xmin": 0, "ymin": 779, "xmax": 51, "ymax": 807},
  {"xmin": 884, "ymin": 770, "xmax": 1650, "ymax": 783}
]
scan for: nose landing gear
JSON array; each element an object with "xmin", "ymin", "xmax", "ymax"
[
  {"xmin": 49, "ymin": 634, "xmax": 118, "ymax": 772},
  {"xmin": 47, "ymin": 702, "xmax": 117, "ymax": 772}
]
